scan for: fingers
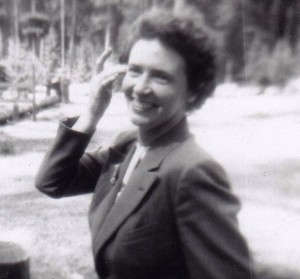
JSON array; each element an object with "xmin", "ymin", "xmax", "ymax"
[
  {"xmin": 91, "ymin": 52, "xmax": 127, "ymax": 102},
  {"xmin": 100, "ymin": 72, "xmax": 121, "ymax": 91},
  {"xmin": 96, "ymin": 48, "xmax": 112, "ymax": 73},
  {"xmin": 101, "ymin": 64, "xmax": 127, "ymax": 79},
  {"xmin": 90, "ymin": 65, "xmax": 126, "ymax": 98},
  {"xmin": 92, "ymin": 65, "xmax": 127, "ymax": 88}
]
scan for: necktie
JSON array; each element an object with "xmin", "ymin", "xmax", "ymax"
[
  {"xmin": 115, "ymin": 143, "xmax": 148, "ymax": 201},
  {"xmin": 122, "ymin": 143, "xmax": 148, "ymax": 184}
]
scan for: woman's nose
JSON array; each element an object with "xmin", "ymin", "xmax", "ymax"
[{"xmin": 133, "ymin": 75, "xmax": 151, "ymax": 95}]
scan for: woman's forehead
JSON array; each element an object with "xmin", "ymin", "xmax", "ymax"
[{"xmin": 128, "ymin": 38, "xmax": 187, "ymax": 74}]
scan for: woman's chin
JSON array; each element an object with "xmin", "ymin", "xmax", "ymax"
[
  {"xmin": 128, "ymin": 109, "xmax": 155, "ymax": 127},
  {"xmin": 128, "ymin": 113, "xmax": 156, "ymax": 129},
  {"xmin": 129, "ymin": 116, "xmax": 150, "ymax": 128}
]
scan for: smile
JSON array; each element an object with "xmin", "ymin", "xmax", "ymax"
[{"xmin": 131, "ymin": 99, "xmax": 156, "ymax": 112}]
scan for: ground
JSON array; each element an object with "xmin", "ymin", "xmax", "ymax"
[{"xmin": 0, "ymin": 83, "xmax": 299, "ymax": 279}]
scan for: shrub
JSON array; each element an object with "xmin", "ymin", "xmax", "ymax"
[
  {"xmin": 245, "ymin": 39, "xmax": 300, "ymax": 88},
  {"xmin": 71, "ymin": 41, "xmax": 94, "ymax": 82},
  {"xmin": 0, "ymin": 40, "xmax": 47, "ymax": 86}
]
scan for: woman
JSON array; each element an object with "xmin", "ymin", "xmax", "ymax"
[{"xmin": 36, "ymin": 9, "xmax": 252, "ymax": 279}]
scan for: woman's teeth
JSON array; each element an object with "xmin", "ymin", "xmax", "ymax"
[{"xmin": 132, "ymin": 99, "xmax": 155, "ymax": 111}]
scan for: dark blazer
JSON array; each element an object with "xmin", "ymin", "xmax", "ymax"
[{"xmin": 35, "ymin": 118, "xmax": 252, "ymax": 279}]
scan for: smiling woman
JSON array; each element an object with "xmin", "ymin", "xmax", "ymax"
[
  {"xmin": 35, "ymin": 8, "xmax": 252, "ymax": 279},
  {"xmin": 122, "ymin": 39, "xmax": 188, "ymax": 141}
]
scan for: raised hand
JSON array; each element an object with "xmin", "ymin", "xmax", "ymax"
[{"xmin": 73, "ymin": 49, "xmax": 127, "ymax": 133}]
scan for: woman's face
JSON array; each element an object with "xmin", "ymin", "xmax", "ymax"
[{"xmin": 121, "ymin": 38, "xmax": 189, "ymax": 132}]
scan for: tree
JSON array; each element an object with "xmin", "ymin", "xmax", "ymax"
[{"xmin": 0, "ymin": 0, "xmax": 14, "ymax": 57}]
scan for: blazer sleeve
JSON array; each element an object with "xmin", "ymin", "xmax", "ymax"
[
  {"xmin": 35, "ymin": 120, "xmax": 108, "ymax": 198},
  {"xmin": 175, "ymin": 160, "xmax": 252, "ymax": 279}
]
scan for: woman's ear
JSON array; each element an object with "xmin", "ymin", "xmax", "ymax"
[
  {"xmin": 187, "ymin": 93, "xmax": 197, "ymax": 104},
  {"xmin": 185, "ymin": 92, "xmax": 196, "ymax": 111}
]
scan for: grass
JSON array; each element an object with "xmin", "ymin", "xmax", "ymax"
[{"xmin": 0, "ymin": 128, "xmax": 99, "ymax": 278}]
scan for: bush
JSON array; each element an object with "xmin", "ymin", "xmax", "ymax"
[
  {"xmin": 71, "ymin": 41, "xmax": 94, "ymax": 82},
  {"xmin": 0, "ymin": 40, "xmax": 47, "ymax": 86}
]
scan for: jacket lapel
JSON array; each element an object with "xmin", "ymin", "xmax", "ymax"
[
  {"xmin": 91, "ymin": 144, "xmax": 136, "ymax": 256},
  {"xmin": 92, "ymin": 152, "xmax": 159, "ymax": 256},
  {"xmin": 93, "ymin": 118, "xmax": 191, "ymax": 256}
]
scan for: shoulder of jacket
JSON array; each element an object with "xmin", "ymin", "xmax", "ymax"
[
  {"xmin": 167, "ymin": 137, "xmax": 213, "ymax": 165},
  {"xmin": 163, "ymin": 137, "xmax": 228, "ymax": 180}
]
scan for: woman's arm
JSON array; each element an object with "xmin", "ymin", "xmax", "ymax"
[
  {"xmin": 35, "ymin": 119, "xmax": 105, "ymax": 198},
  {"xmin": 35, "ymin": 49, "xmax": 127, "ymax": 198}
]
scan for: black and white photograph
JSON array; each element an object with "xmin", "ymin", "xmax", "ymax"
[{"xmin": 0, "ymin": 1, "xmax": 299, "ymax": 279}]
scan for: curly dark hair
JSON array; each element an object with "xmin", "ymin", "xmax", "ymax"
[{"xmin": 120, "ymin": 8, "xmax": 217, "ymax": 111}]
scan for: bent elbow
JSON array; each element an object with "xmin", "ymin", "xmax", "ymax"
[{"xmin": 35, "ymin": 177, "xmax": 65, "ymax": 199}]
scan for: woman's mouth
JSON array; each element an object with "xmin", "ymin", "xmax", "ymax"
[{"xmin": 131, "ymin": 99, "xmax": 156, "ymax": 112}]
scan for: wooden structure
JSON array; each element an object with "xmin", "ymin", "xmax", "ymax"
[
  {"xmin": 0, "ymin": 242, "xmax": 30, "ymax": 279},
  {"xmin": 0, "ymin": 82, "xmax": 59, "ymax": 124}
]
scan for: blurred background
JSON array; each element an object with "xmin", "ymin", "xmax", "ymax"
[{"xmin": 0, "ymin": 0, "xmax": 300, "ymax": 279}]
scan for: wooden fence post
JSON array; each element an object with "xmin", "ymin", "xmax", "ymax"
[{"xmin": 0, "ymin": 242, "xmax": 30, "ymax": 279}]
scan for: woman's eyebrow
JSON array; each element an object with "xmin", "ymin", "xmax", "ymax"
[
  {"xmin": 151, "ymin": 69, "xmax": 173, "ymax": 79},
  {"xmin": 127, "ymin": 63, "xmax": 173, "ymax": 79},
  {"xmin": 128, "ymin": 62, "xmax": 142, "ymax": 66},
  {"xmin": 128, "ymin": 63, "xmax": 141, "ymax": 69}
]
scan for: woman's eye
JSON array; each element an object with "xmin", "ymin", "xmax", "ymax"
[
  {"xmin": 153, "ymin": 74, "xmax": 169, "ymax": 84},
  {"xmin": 128, "ymin": 67, "xmax": 141, "ymax": 77}
]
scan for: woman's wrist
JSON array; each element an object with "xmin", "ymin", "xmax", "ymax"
[{"xmin": 72, "ymin": 111, "xmax": 101, "ymax": 134}]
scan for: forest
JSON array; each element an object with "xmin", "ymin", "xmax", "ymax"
[{"xmin": 0, "ymin": 0, "xmax": 300, "ymax": 89}]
